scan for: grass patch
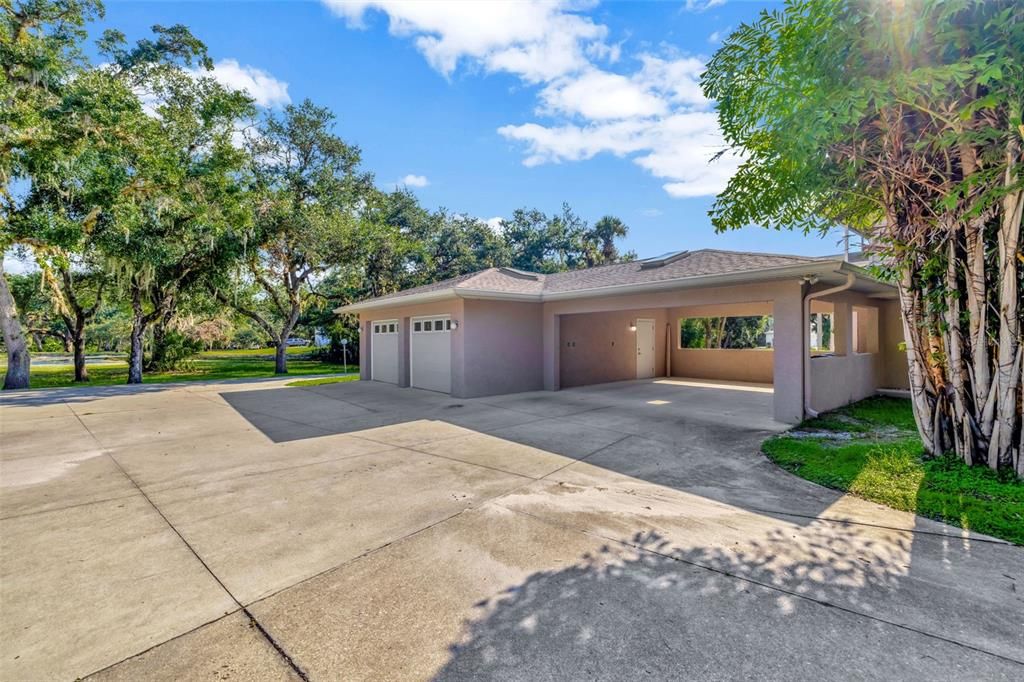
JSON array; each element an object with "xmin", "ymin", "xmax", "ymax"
[
  {"xmin": 286, "ymin": 375, "xmax": 360, "ymax": 388},
  {"xmin": 763, "ymin": 397, "xmax": 1024, "ymax": 545},
  {"xmin": 1, "ymin": 353, "xmax": 354, "ymax": 390}
]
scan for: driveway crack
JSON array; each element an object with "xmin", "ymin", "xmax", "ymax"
[{"xmin": 66, "ymin": 408, "xmax": 311, "ymax": 681}]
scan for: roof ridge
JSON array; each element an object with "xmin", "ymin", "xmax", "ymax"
[{"xmin": 696, "ymin": 247, "xmax": 817, "ymax": 261}]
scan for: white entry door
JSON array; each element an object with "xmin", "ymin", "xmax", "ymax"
[
  {"xmin": 370, "ymin": 319, "xmax": 399, "ymax": 384},
  {"xmin": 411, "ymin": 315, "xmax": 452, "ymax": 393},
  {"xmin": 636, "ymin": 318, "xmax": 656, "ymax": 379}
]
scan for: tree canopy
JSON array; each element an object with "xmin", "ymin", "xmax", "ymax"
[{"xmin": 703, "ymin": 0, "xmax": 1023, "ymax": 472}]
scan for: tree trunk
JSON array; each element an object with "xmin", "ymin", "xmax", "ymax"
[
  {"xmin": 127, "ymin": 282, "xmax": 146, "ymax": 385},
  {"xmin": 274, "ymin": 304, "xmax": 301, "ymax": 375},
  {"xmin": 72, "ymin": 328, "xmax": 88, "ymax": 382},
  {"xmin": 897, "ymin": 268, "xmax": 938, "ymax": 454},
  {"xmin": 275, "ymin": 342, "xmax": 288, "ymax": 374},
  {"xmin": 0, "ymin": 265, "xmax": 30, "ymax": 390},
  {"xmin": 148, "ymin": 315, "xmax": 170, "ymax": 371}
]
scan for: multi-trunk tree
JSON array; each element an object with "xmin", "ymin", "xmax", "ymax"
[
  {"xmin": 216, "ymin": 100, "xmax": 373, "ymax": 374},
  {"xmin": 703, "ymin": 0, "xmax": 1022, "ymax": 473}
]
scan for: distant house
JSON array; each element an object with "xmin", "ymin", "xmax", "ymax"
[{"xmin": 336, "ymin": 249, "xmax": 909, "ymax": 424}]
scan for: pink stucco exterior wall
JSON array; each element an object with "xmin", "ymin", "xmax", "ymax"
[
  {"xmin": 558, "ymin": 308, "xmax": 668, "ymax": 388},
  {"xmin": 460, "ymin": 299, "xmax": 544, "ymax": 397},
  {"xmin": 353, "ymin": 275, "xmax": 908, "ymax": 424},
  {"xmin": 673, "ymin": 349, "xmax": 774, "ymax": 383}
]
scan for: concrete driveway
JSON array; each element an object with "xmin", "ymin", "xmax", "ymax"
[{"xmin": 1, "ymin": 378, "xmax": 1021, "ymax": 681}]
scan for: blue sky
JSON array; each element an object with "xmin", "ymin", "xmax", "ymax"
[{"xmin": 90, "ymin": 0, "xmax": 849, "ymax": 259}]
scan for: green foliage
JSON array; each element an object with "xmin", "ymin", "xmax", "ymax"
[
  {"xmin": 703, "ymin": 0, "xmax": 1024, "ymax": 234},
  {"xmin": 679, "ymin": 315, "xmax": 772, "ymax": 349},
  {"xmin": 763, "ymin": 398, "xmax": 1024, "ymax": 544},
  {"xmin": 145, "ymin": 329, "xmax": 201, "ymax": 371}
]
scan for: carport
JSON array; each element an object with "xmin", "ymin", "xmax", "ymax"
[{"xmin": 340, "ymin": 248, "xmax": 908, "ymax": 423}]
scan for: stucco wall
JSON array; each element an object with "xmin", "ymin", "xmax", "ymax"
[
  {"xmin": 879, "ymin": 299, "xmax": 910, "ymax": 389},
  {"xmin": 558, "ymin": 308, "xmax": 668, "ymax": 388},
  {"xmin": 810, "ymin": 353, "xmax": 878, "ymax": 412},
  {"xmin": 672, "ymin": 349, "xmax": 774, "ymax": 383},
  {"xmin": 460, "ymin": 299, "xmax": 544, "ymax": 397}
]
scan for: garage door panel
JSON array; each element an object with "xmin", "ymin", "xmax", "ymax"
[
  {"xmin": 411, "ymin": 316, "xmax": 451, "ymax": 394},
  {"xmin": 371, "ymin": 320, "xmax": 399, "ymax": 385}
]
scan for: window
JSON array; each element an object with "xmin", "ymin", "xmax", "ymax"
[
  {"xmin": 679, "ymin": 315, "xmax": 773, "ymax": 349},
  {"xmin": 374, "ymin": 324, "xmax": 380, "ymax": 334},
  {"xmin": 388, "ymin": 323, "xmax": 396, "ymax": 333},
  {"xmin": 412, "ymin": 316, "xmax": 451, "ymax": 333},
  {"xmin": 809, "ymin": 313, "xmax": 833, "ymax": 352}
]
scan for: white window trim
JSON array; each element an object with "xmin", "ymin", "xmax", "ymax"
[{"xmin": 372, "ymin": 319, "xmax": 399, "ymax": 335}]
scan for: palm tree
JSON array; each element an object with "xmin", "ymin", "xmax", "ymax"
[{"xmin": 589, "ymin": 215, "xmax": 629, "ymax": 265}]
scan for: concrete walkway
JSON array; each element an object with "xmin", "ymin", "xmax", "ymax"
[{"xmin": 1, "ymin": 378, "xmax": 1021, "ymax": 680}]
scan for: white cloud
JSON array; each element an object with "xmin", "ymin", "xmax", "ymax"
[
  {"xmin": 206, "ymin": 59, "xmax": 291, "ymax": 108},
  {"xmin": 325, "ymin": 2, "xmax": 736, "ymax": 199},
  {"xmin": 684, "ymin": 0, "xmax": 726, "ymax": 12},
  {"xmin": 400, "ymin": 174, "xmax": 430, "ymax": 187},
  {"xmin": 499, "ymin": 53, "xmax": 735, "ymax": 198},
  {"xmin": 641, "ymin": 208, "xmax": 663, "ymax": 217},
  {"xmin": 539, "ymin": 68, "xmax": 667, "ymax": 120},
  {"xmin": 323, "ymin": 0, "xmax": 611, "ymax": 82},
  {"xmin": 499, "ymin": 109, "xmax": 739, "ymax": 197},
  {"xmin": 485, "ymin": 216, "xmax": 504, "ymax": 232}
]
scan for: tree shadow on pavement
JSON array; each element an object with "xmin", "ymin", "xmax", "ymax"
[{"xmin": 434, "ymin": 530, "xmax": 1023, "ymax": 680}]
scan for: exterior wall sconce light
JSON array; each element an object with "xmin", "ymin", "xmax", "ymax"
[
  {"xmin": 450, "ymin": 320, "xmax": 459, "ymax": 330},
  {"xmin": 629, "ymin": 322, "xmax": 637, "ymax": 332}
]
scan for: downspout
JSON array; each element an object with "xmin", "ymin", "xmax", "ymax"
[{"xmin": 802, "ymin": 271, "xmax": 856, "ymax": 418}]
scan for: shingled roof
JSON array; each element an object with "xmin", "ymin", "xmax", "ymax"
[{"xmin": 336, "ymin": 249, "xmax": 848, "ymax": 313}]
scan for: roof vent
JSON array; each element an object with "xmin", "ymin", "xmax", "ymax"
[
  {"xmin": 639, "ymin": 250, "xmax": 690, "ymax": 269},
  {"xmin": 498, "ymin": 267, "xmax": 541, "ymax": 281}
]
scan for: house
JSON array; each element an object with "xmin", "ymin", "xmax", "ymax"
[{"xmin": 335, "ymin": 249, "xmax": 909, "ymax": 424}]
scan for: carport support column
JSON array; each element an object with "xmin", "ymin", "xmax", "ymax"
[
  {"xmin": 773, "ymin": 284, "xmax": 805, "ymax": 424},
  {"xmin": 543, "ymin": 311, "xmax": 560, "ymax": 391},
  {"xmin": 359, "ymin": 318, "xmax": 371, "ymax": 381},
  {"xmin": 398, "ymin": 317, "xmax": 411, "ymax": 387},
  {"xmin": 832, "ymin": 300, "xmax": 852, "ymax": 356}
]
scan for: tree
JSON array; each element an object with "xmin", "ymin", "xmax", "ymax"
[
  {"xmin": 586, "ymin": 215, "xmax": 630, "ymax": 266},
  {"xmin": 1, "ymin": 0, "xmax": 102, "ymax": 388},
  {"xmin": 216, "ymin": 100, "xmax": 373, "ymax": 374},
  {"xmin": 501, "ymin": 204, "xmax": 593, "ymax": 273},
  {"xmin": 13, "ymin": 64, "xmax": 141, "ymax": 380},
  {"xmin": 117, "ymin": 74, "xmax": 252, "ymax": 382},
  {"xmin": 703, "ymin": 0, "xmax": 1023, "ymax": 473}
]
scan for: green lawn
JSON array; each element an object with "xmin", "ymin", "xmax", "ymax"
[
  {"xmin": 1, "ymin": 348, "xmax": 356, "ymax": 390},
  {"xmin": 763, "ymin": 397, "xmax": 1024, "ymax": 545},
  {"xmin": 285, "ymin": 375, "xmax": 360, "ymax": 388}
]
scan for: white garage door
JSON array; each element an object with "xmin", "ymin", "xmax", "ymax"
[
  {"xmin": 410, "ymin": 315, "xmax": 452, "ymax": 394},
  {"xmin": 371, "ymin": 319, "xmax": 399, "ymax": 384}
]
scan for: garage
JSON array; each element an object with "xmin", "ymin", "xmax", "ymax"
[
  {"xmin": 410, "ymin": 314, "xmax": 452, "ymax": 393},
  {"xmin": 370, "ymin": 319, "xmax": 399, "ymax": 384}
]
